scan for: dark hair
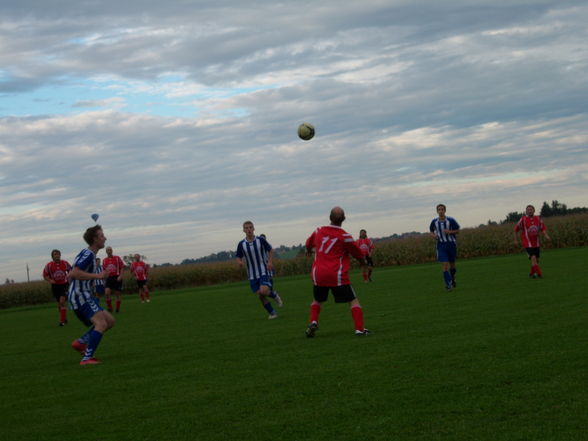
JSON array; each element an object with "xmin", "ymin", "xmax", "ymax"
[
  {"xmin": 83, "ymin": 224, "xmax": 103, "ymax": 246},
  {"xmin": 526, "ymin": 204, "xmax": 535, "ymax": 210},
  {"xmin": 243, "ymin": 220, "xmax": 254, "ymax": 228},
  {"xmin": 436, "ymin": 204, "xmax": 446, "ymax": 210},
  {"xmin": 360, "ymin": 229, "xmax": 366, "ymax": 234},
  {"xmin": 51, "ymin": 249, "xmax": 60, "ymax": 257}
]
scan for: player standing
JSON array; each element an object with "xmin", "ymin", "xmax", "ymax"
[
  {"xmin": 236, "ymin": 221, "xmax": 283, "ymax": 319},
  {"xmin": 356, "ymin": 229, "xmax": 375, "ymax": 282},
  {"xmin": 94, "ymin": 257, "xmax": 105, "ymax": 298},
  {"xmin": 130, "ymin": 254, "xmax": 150, "ymax": 303},
  {"xmin": 429, "ymin": 204, "xmax": 460, "ymax": 291},
  {"xmin": 43, "ymin": 249, "xmax": 72, "ymax": 326},
  {"xmin": 68, "ymin": 225, "xmax": 115, "ymax": 365},
  {"xmin": 305, "ymin": 207, "xmax": 369, "ymax": 337},
  {"xmin": 514, "ymin": 205, "xmax": 551, "ymax": 278},
  {"xmin": 103, "ymin": 246, "xmax": 126, "ymax": 312}
]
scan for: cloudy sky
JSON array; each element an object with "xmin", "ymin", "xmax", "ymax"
[{"xmin": 1, "ymin": 1, "xmax": 587, "ymax": 282}]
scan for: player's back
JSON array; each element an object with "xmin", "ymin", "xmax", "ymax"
[{"xmin": 307, "ymin": 225, "xmax": 362, "ymax": 286}]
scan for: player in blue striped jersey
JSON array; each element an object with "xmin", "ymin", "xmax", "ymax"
[
  {"xmin": 236, "ymin": 221, "xmax": 283, "ymax": 319},
  {"xmin": 68, "ymin": 225, "xmax": 115, "ymax": 365},
  {"xmin": 429, "ymin": 204, "xmax": 460, "ymax": 290}
]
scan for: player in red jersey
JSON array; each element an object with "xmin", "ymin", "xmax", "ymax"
[
  {"xmin": 130, "ymin": 254, "xmax": 150, "ymax": 303},
  {"xmin": 43, "ymin": 249, "xmax": 72, "ymax": 326},
  {"xmin": 103, "ymin": 246, "xmax": 126, "ymax": 312},
  {"xmin": 304, "ymin": 207, "xmax": 369, "ymax": 337},
  {"xmin": 356, "ymin": 229, "xmax": 375, "ymax": 283},
  {"xmin": 514, "ymin": 205, "xmax": 551, "ymax": 278}
]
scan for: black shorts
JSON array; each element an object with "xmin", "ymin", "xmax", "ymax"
[
  {"xmin": 51, "ymin": 283, "xmax": 68, "ymax": 300},
  {"xmin": 313, "ymin": 285, "xmax": 357, "ymax": 303},
  {"xmin": 136, "ymin": 280, "xmax": 148, "ymax": 288},
  {"xmin": 526, "ymin": 247, "xmax": 541, "ymax": 259},
  {"xmin": 106, "ymin": 276, "xmax": 123, "ymax": 291},
  {"xmin": 365, "ymin": 256, "xmax": 374, "ymax": 267}
]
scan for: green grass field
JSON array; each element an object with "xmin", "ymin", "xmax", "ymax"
[{"xmin": 1, "ymin": 248, "xmax": 586, "ymax": 441}]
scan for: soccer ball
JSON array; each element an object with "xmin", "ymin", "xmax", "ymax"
[{"xmin": 297, "ymin": 122, "xmax": 315, "ymax": 141}]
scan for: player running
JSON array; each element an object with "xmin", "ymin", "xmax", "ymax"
[
  {"xmin": 514, "ymin": 205, "xmax": 551, "ymax": 278},
  {"xmin": 236, "ymin": 221, "xmax": 283, "ymax": 319},
  {"xmin": 429, "ymin": 204, "xmax": 460, "ymax": 291},
  {"xmin": 305, "ymin": 207, "xmax": 369, "ymax": 337},
  {"xmin": 43, "ymin": 249, "xmax": 72, "ymax": 326},
  {"xmin": 68, "ymin": 225, "xmax": 115, "ymax": 365},
  {"xmin": 356, "ymin": 229, "xmax": 375, "ymax": 282},
  {"xmin": 103, "ymin": 246, "xmax": 126, "ymax": 312},
  {"xmin": 130, "ymin": 254, "xmax": 150, "ymax": 303}
]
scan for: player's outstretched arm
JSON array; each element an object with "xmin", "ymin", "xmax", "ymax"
[{"xmin": 70, "ymin": 266, "xmax": 108, "ymax": 280}]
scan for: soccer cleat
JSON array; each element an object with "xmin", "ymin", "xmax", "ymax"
[
  {"xmin": 59, "ymin": 322, "xmax": 66, "ymax": 327},
  {"xmin": 268, "ymin": 313, "xmax": 278, "ymax": 320},
  {"xmin": 446, "ymin": 284, "xmax": 453, "ymax": 291},
  {"xmin": 71, "ymin": 340, "xmax": 88, "ymax": 354},
  {"xmin": 274, "ymin": 293, "xmax": 283, "ymax": 307},
  {"xmin": 146, "ymin": 299, "xmax": 151, "ymax": 303},
  {"xmin": 80, "ymin": 358, "xmax": 101, "ymax": 366},
  {"xmin": 305, "ymin": 321, "xmax": 318, "ymax": 338},
  {"xmin": 355, "ymin": 329, "xmax": 370, "ymax": 336}
]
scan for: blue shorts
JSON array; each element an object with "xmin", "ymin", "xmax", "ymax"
[
  {"xmin": 437, "ymin": 242, "xmax": 457, "ymax": 263},
  {"xmin": 249, "ymin": 275, "xmax": 272, "ymax": 293},
  {"xmin": 73, "ymin": 298, "xmax": 104, "ymax": 327},
  {"xmin": 95, "ymin": 285, "xmax": 105, "ymax": 296}
]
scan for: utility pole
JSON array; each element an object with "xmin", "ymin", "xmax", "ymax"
[{"xmin": 26, "ymin": 263, "xmax": 30, "ymax": 282}]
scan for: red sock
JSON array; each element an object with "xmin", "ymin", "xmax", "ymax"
[
  {"xmin": 145, "ymin": 289, "xmax": 150, "ymax": 300},
  {"xmin": 534, "ymin": 264, "xmax": 542, "ymax": 277},
  {"xmin": 310, "ymin": 302, "xmax": 321, "ymax": 323},
  {"xmin": 106, "ymin": 298, "xmax": 113, "ymax": 311},
  {"xmin": 116, "ymin": 300, "xmax": 121, "ymax": 312},
  {"xmin": 59, "ymin": 307, "xmax": 67, "ymax": 323},
  {"xmin": 362, "ymin": 272, "xmax": 367, "ymax": 281},
  {"xmin": 351, "ymin": 305, "xmax": 364, "ymax": 331},
  {"xmin": 140, "ymin": 292, "xmax": 144, "ymax": 301}
]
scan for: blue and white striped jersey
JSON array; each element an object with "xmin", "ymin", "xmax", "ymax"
[
  {"xmin": 429, "ymin": 216, "xmax": 460, "ymax": 243},
  {"xmin": 67, "ymin": 248, "xmax": 96, "ymax": 310},
  {"xmin": 95, "ymin": 264, "xmax": 104, "ymax": 289},
  {"xmin": 236, "ymin": 236, "xmax": 272, "ymax": 280}
]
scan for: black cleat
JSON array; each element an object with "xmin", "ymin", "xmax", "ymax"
[
  {"xmin": 355, "ymin": 329, "xmax": 371, "ymax": 336},
  {"xmin": 305, "ymin": 321, "xmax": 318, "ymax": 338}
]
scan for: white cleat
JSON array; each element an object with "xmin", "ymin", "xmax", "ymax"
[
  {"xmin": 268, "ymin": 313, "xmax": 278, "ymax": 320},
  {"xmin": 274, "ymin": 293, "xmax": 283, "ymax": 307}
]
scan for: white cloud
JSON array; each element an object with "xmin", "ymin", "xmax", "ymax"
[{"xmin": 1, "ymin": 1, "xmax": 587, "ymax": 281}]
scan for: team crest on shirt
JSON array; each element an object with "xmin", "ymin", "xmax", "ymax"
[{"xmin": 527, "ymin": 225, "xmax": 539, "ymax": 236}]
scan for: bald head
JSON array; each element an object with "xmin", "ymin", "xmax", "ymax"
[{"xmin": 329, "ymin": 206, "xmax": 346, "ymax": 226}]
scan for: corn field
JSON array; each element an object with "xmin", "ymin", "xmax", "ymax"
[{"xmin": 1, "ymin": 213, "xmax": 586, "ymax": 309}]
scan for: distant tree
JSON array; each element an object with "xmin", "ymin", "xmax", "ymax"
[{"xmin": 502, "ymin": 211, "xmax": 523, "ymax": 224}]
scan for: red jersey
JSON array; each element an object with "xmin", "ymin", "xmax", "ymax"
[
  {"xmin": 306, "ymin": 225, "xmax": 364, "ymax": 286},
  {"xmin": 103, "ymin": 255, "xmax": 125, "ymax": 277},
  {"xmin": 43, "ymin": 260, "xmax": 72, "ymax": 284},
  {"xmin": 356, "ymin": 238, "xmax": 375, "ymax": 257},
  {"xmin": 130, "ymin": 261, "xmax": 149, "ymax": 281},
  {"xmin": 515, "ymin": 215, "xmax": 546, "ymax": 248}
]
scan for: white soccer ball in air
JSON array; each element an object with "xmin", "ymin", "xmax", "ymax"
[{"xmin": 297, "ymin": 122, "xmax": 315, "ymax": 141}]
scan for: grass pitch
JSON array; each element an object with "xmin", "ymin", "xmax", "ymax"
[{"xmin": 1, "ymin": 247, "xmax": 586, "ymax": 441}]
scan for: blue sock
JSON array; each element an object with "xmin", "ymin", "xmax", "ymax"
[
  {"xmin": 83, "ymin": 330, "xmax": 103, "ymax": 360},
  {"xmin": 443, "ymin": 271, "xmax": 452, "ymax": 286},
  {"xmin": 79, "ymin": 326, "xmax": 95, "ymax": 344},
  {"xmin": 263, "ymin": 302, "xmax": 276, "ymax": 315},
  {"xmin": 450, "ymin": 268, "xmax": 457, "ymax": 279},
  {"xmin": 269, "ymin": 291, "xmax": 277, "ymax": 299}
]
